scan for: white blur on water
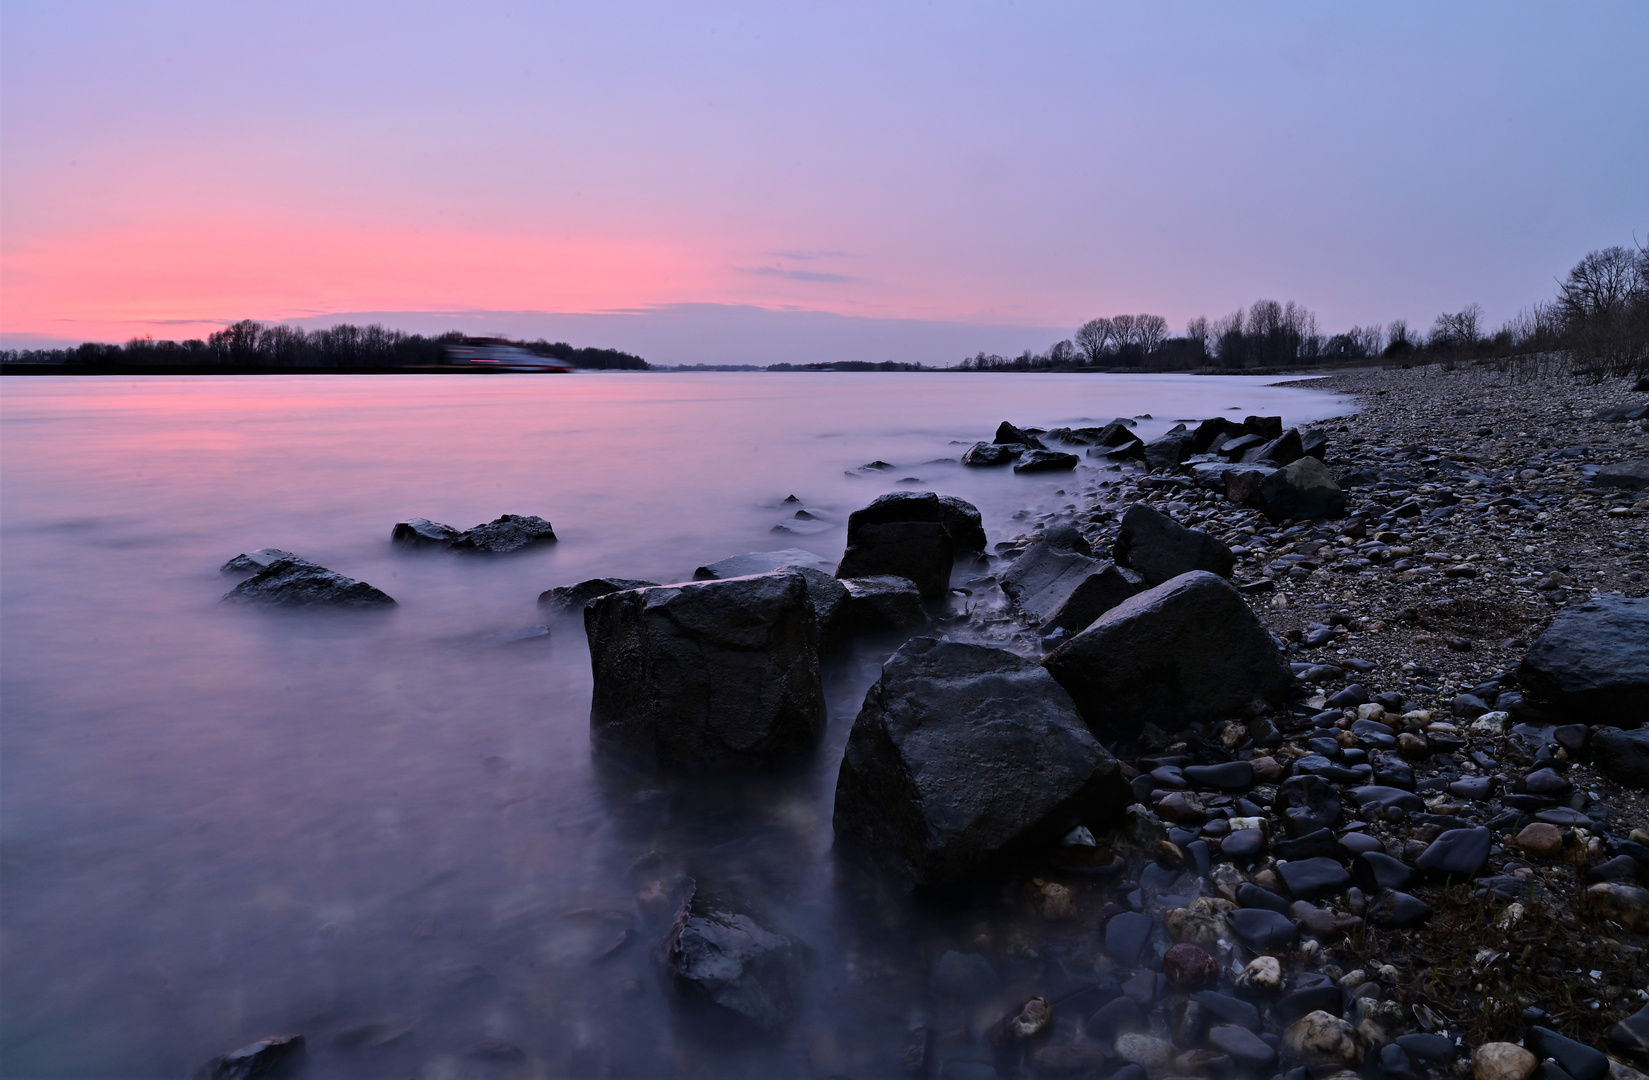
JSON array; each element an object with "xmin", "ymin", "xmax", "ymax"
[{"xmin": 0, "ymin": 372, "xmax": 1350, "ymax": 1078}]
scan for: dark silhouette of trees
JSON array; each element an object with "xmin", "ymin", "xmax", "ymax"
[{"xmin": 2, "ymin": 321, "xmax": 649, "ymax": 371}]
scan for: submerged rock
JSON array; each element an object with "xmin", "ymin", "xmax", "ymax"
[
  {"xmin": 1518, "ymin": 593, "xmax": 1649, "ymax": 723},
  {"xmin": 222, "ymin": 558, "xmax": 395, "ymax": 608},
  {"xmin": 539, "ymin": 577, "xmax": 661, "ymax": 612},
  {"xmin": 391, "ymin": 517, "xmax": 464, "ymax": 547},
  {"xmin": 664, "ymin": 880, "xmax": 812, "ymax": 1035},
  {"xmin": 450, "ymin": 513, "xmax": 558, "ymax": 553},
  {"xmin": 1113, "ymin": 503, "xmax": 1235, "ymax": 587},
  {"xmin": 693, "ymin": 548, "xmax": 836, "ymax": 580},
  {"xmin": 193, "ymin": 1035, "xmax": 307, "ymax": 1080},
  {"xmin": 1042, "ymin": 571, "xmax": 1293, "ymax": 738},
  {"xmin": 834, "ymin": 638, "xmax": 1129, "ymax": 887},
  {"xmin": 962, "ymin": 441, "xmax": 1022, "ymax": 467},
  {"xmin": 219, "ymin": 548, "xmax": 299, "ymax": 573},
  {"xmin": 584, "ymin": 571, "xmax": 824, "ymax": 770}
]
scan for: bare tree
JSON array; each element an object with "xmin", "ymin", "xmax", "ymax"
[
  {"xmin": 1136, "ymin": 314, "xmax": 1168, "ymax": 353},
  {"xmin": 1431, "ymin": 304, "xmax": 1483, "ymax": 351},
  {"xmin": 1074, "ymin": 318, "xmax": 1112, "ymax": 365},
  {"xmin": 1558, "ymin": 246, "xmax": 1642, "ymax": 324},
  {"xmin": 1110, "ymin": 314, "xmax": 1138, "ymax": 349},
  {"xmin": 1048, "ymin": 339, "xmax": 1077, "ymax": 366}
]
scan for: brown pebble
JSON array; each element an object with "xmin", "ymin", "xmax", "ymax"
[
  {"xmin": 1515, "ymin": 822, "xmax": 1563, "ymax": 858},
  {"xmin": 1397, "ymin": 733, "xmax": 1430, "ymax": 759},
  {"xmin": 1250, "ymin": 755, "xmax": 1283, "ymax": 783}
]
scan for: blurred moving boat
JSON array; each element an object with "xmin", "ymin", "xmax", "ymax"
[{"xmin": 445, "ymin": 338, "xmax": 574, "ymax": 372}]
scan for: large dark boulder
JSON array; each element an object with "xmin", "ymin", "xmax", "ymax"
[
  {"xmin": 1014, "ymin": 449, "xmax": 1080, "ymax": 473},
  {"xmin": 1042, "ymin": 571, "xmax": 1293, "ymax": 738},
  {"xmin": 1519, "ymin": 594, "xmax": 1649, "ymax": 725},
  {"xmin": 834, "ymin": 638, "xmax": 1129, "ymax": 887},
  {"xmin": 1249, "ymin": 457, "xmax": 1345, "ymax": 522},
  {"xmin": 539, "ymin": 577, "xmax": 660, "ymax": 612},
  {"xmin": 1143, "ymin": 425, "xmax": 1193, "ymax": 470},
  {"xmin": 664, "ymin": 879, "xmax": 812, "ymax": 1035},
  {"xmin": 836, "ymin": 492, "xmax": 961, "ymax": 599},
  {"xmin": 999, "ymin": 526, "xmax": 1103, "ymax": 625},
  {"xmin": 689, "ymin": 552, "xmax": 851, "ymax": 645},
  {"xmin": 1243, "ymin": 415, "xmax": 1283, "ymax": 440},
  {"xmin": 584, "ymin": 571, "xmax": 825, "ymax": 770},
  {"xmin": 1039, "ymin": 563, "xmax": 1145, "ymax": 636},
  {"xmin": 1113, "ymin": 503, "xmax": 1235, "ymax": 587},
  {"xmin": 938, "ymin": 496, "xmax": 987, "ymax": 553},
  {"xmin": 451, "ymin": 514, "xmax": 558, "ymax": 553},
  {"xmin": 222, "ymin": 558, "xmax": 395, "ymax": 608}
]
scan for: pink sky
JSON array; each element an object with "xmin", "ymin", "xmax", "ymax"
[{"xmin": 3, "ymin": 2, "xmax": 1645, "ymax": 355}]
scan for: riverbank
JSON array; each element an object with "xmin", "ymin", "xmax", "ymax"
[{"xmin": 967, "ymin": 360, "xmax": 1649, "ymax": 1065}]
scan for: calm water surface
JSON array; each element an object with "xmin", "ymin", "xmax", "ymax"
[{"xmin": 0, "ymin": 373, "xmax": 1350, "ymax": 1079}]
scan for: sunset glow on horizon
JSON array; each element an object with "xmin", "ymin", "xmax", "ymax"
[{"xmin": 3, "ymin": 2, "xmax": 1645, "ymax": 352}]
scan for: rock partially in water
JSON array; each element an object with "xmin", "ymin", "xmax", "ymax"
[
  {"xmin": 1042, "ymin": 571, "xmax": 1293, "ymax": 738},
  {"xmin": 1000, "ymin": 529, "xmax": 1102, "ymax": 625},
  {"xmin": 962, "ymin": 441, "xmax": 1022, "ymax": 467},
  {"xmin": 994, "ymin": 421, "xmax": 1045, "ymax": 448},
  {"xmin": 1013, "ymin": 449, "xmax": 1080, "ymax": 473},
  {"xmin": 219, "ymin": 548, "xmax": 299, "ymax": 574},
  {"xmin": 1039, "ymin": 562, "xmax": 1146, "ymax": 636},
  {"xmin": 539, "ymin": 577, "xmax": 661, "ymax": 612},
  {"xmin": 390, "ymin": 517, "xmax": 464, "ymax": 547},
  {"xmin": 693, "ymin": 548, "xmax": 837, "ymax": 580},
  {"xmin": 937, "ymin": 495, "xmax": 988, "ymax": 554},
  {"xmin": 833, "ymin": 638, "xmax": 1129, "ymax": 887},
  {"xmin": 1113, "ymin": 503, "xmax": 1235, "ymax": 587},
  {"xmin": 193, "ymin": 1035, "xmax": 306, "ymax": 1080},
  {"xmin": 1518, "ymin": 594, "xmax": 1649, "ymax": 724},
  {"xmin": 664, "ymin": 880, "xmax": 812, "ymax": 1035},
  {"xmin": 1143, "ymin": 426, "xmax": 1193, "ymax": 470},
  {"xmin": 1249, "ymin": 456, "xmax": 1346, "ymax": 523},
  {"xmin": 835, "ymin": 492, "xmax": 958, "ymax": 599},
  {"xmin": 222, "ymin": 558, "xmax": 396, "ymax": 608},
  {"xmin": 450, "ymin": 513, "xmax": 558, "ymax": 553},
  {"xmin": 839, "ymin": 575, "xmax": 927, "ymax": 632},
  {"xmin": 585, "ymin": 571, "xmax": 824, "ymax": 770}
]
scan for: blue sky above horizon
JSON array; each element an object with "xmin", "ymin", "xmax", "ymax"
[{"xmin": 2, "ymin": 1, "xmax": 1645, "ymax": 360}]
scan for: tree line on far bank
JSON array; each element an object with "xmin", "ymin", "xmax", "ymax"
[
  {"xmin": 0, "ymin": 320, "xmax": 650, "ymax": 371},
  {"xmin": 961, "ymin": 239, "xmax": 1649, "ymax": 377}
]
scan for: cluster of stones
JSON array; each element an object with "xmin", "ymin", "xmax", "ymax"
[{"xmin": 217, "ymin": 512, "xmax": 559, "ymax": 607}]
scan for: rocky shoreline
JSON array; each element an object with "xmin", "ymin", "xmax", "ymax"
[
  {"xmin": 923, "ymin": 362, "xmax": 1649, "ymax": 1080},
  {"xmin": 196, "ymin": 362, "xmax": 1649, "ymax": 1080}
]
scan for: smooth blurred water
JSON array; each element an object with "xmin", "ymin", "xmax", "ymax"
[{"xmin": 0, "ymin": 372, "xmax": 1350, "ymax": 1079}]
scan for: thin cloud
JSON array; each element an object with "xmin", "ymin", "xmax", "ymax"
[
  {"xmin": 736, "ymin": 266, "xmax": 857, "ymax": 284},
  {"xmin": 767, "ymin": 250, "xmax": 853, "ymax": 261}
]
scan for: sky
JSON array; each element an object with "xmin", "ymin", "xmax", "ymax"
[{"xmin": 2, "ymin": 1, "xmax": 1645, "ymax": 364}]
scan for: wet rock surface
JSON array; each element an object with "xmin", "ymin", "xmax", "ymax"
[
  {"xmin": 824, "ymin": 365, "xmax": 1649, "ymax": 1080},
  {"xmin": 664, "ymin": 879, "xmax": 812, "ymax": 1035},
  {"xmin": 222, "ymin": 556, "xmax": 396, "ymax": 607},
  {"xmin": 538, "ymin": 576, "xmax": 660, "ymax": 611},
  {"xmin": 584, "ymin": 571, "xmax": 824, "ymax": 770},
  {"xmin": 1042, "ymin": 570, "xmax": 1294, "ymax": 736},
  {"xmin": 192, "ymin": 1035, "xmax": 306, "ymax": 1080},
  {"xmin": 1518, "ymin": 593, "xmax": 1649, "ymax": 723},
  {"xmin": 833, "ymin": 638, "xmax": 1128, "ymax": 886},
  {"xmin": 836, "ymin": 492, "xmax": 961, "ymax": 599}
]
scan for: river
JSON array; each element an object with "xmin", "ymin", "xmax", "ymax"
[{"xmin": 0, "ymin": 372, "xmax": 1350, "ymax": 1079}]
